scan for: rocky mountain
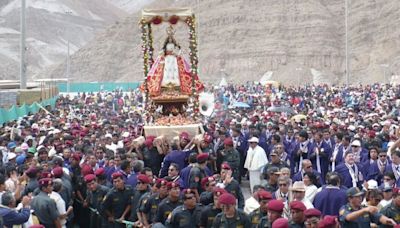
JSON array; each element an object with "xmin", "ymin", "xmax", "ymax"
[
  {"xmin": 107, "ymin": 0, "xmax": 156, "ymax": 13},
  {"xmin": 6, "ymin": 0, "xmax": 400, "ymax": 85},
  {"xmin": 0, "ymin": 0, "xmax": 128, "ymax": 80}
]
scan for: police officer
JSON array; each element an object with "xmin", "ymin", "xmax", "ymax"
[
  {"xmin": 217, "ymin": 163, "xmax": 245, "ymax": 209},
  {"xmin": 102, "ymin": 172, "xmax": 133, "ymax": 228},
  {"xmin": 199, "ymin": 176, "xmax": 216, "ymax": 206},
  {"xmin": 262, "ymin": 167, "xmax": 280, "ymax": 193},
  {"xmin": 220, "ymin": 138, "xmax": 241, "ymax": 181},
  {"xmin": 289, "ymin": 201, "xmax": 306, "ymax": 227},
  {"xmin": 380, "ymin": 187, "xmax": 400, "ymax": 227},
  {"xmin": 22, "ymin": 167, "xmax": 39, "ymax": 196},
  {"xmin": 95, "ymin": 167, "xmax": 112, "ymax": 188},
  {"xmin": 140, "ymin": 178, "xmax": 169, "ymax": 227},
  {"xmin": 129, "ymin": 174, "xmax": 151, "ymax": 223},
  {"xmin": 258, "ymin": 199, "xmax": 285, "ymax": 228},
  {"xmin": 249, "ymin": 190, "xmax": 272, "ymax": 228},
  {"xmin": 154, "ymin": 182, "xmax": 182, "ymax": 225},
  {"xmin": 303, "ymin": 208, "xmax": 322, "ymax": 228},
  {"xmin": 339, "ymin": 187, "xmax": 396, "ymax": 227},
  {"xmin": 188, "ymin": 153, "xmax": 210, "ymax": 194},
  {"xmin": 199, "ymin": 187, "xmax": 226, "ymax": 228},
  {"xmin": 212, "ymin": 192, "xmax": 251, "ymax": 227},
  {"xmin": 31, "ymin": 178, "xmax": 61, "ymax": 228},
  {"xmin": 83, "ymin": 174, "xmax": 110, "ymax": 228},
  {"xmin": 165, "ymin": 189, "xmax": 203, "ymax": 228}
]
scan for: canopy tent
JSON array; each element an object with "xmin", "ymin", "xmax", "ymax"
[{"xmin": 259, "ymin": 71, "xmax": 274, "ymax": 85}]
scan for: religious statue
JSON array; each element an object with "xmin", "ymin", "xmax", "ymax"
[{"xmin": 145, "ymin": 26, "xmax": 203, "ymax": 97}]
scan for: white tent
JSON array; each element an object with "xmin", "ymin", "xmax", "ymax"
[
  {"xmin": 259, "ymin": 71, "xmax": 274, "ymax": 85},
  {"xmin": 219, "ymin": 77, "xmax": 228, "ymax": 87}
]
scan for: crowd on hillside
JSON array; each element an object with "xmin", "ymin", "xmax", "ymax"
[{"xmin": 0, "ymin": 83, "xmax": 400, "ymax": 227}]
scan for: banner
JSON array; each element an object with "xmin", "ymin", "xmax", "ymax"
[{"xmin": 0, "ymin": 97, "xmax": 58, "ymax": 125}]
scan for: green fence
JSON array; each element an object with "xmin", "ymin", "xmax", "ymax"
[
  {"xmin": 0, "ymin": 97, "xmax": 57, "ymax": 125},
  {"xmin": 57, "ymin": 82, "xmax": 140, "ymax": 93}
]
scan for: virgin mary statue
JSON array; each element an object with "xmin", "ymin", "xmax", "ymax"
[{"xmin": 145, "ymin": 26, "xmax": 203, "ymax": 97}]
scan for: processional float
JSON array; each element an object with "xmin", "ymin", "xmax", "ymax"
[{"xmin": 140, "ymin": 8, "xmax": 208, "ymax": 139}]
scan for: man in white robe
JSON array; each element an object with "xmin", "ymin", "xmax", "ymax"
[{"xmin": 244, "ymin": 137, "xmax": 268, "ymax": 193}]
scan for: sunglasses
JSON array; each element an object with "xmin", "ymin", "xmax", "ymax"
[
  {"xmin": 279, "ymin": 183, "xmax": 287, "ymax": 187},
  {"xmin": 351, "ymin": 145, "xmax": 359, "ymax": 148},
  {"xmin": 305, "ymin": 166, "xmax": 312, "ymax": 169},
  {"xmin": 184, "ymin": 196, "xmax": 195, "ymax": 200},
  {"xmin": 379, "ymin": 155, "xmax": 387, "ymax": 157}
]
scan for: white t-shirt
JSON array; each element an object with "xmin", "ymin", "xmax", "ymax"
[
  {"xmin": 50, "ymin": 191, "xmax": 66, "ymax": 228},
  {"xmin": 305, "ymin": 185, "xmax": 318, "ymax": 203}
]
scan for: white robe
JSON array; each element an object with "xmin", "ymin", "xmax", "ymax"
[
  {"xmin": 162, "ymin": 55, "xmax": 180, "ymax": 86},
  {"xmin": 244, "ymin": 145, "xmax": 268, "ymax": 192}
]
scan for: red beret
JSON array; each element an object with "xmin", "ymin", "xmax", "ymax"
[
  {"xmin": 203, "ymin": 134, "xmax": 213, "ymax": 143},
  {"xmin": 111, "ymin": 172, "xmax": 124, "ymax": 180},
  {"xmin": 71, "ymin": 154, "xmax": 81, "ymax": 161},
  {"xmin": 272, "ymin": 218, "xmax": 289, "ymax": 228},
  {"xmin": 304, "ymin": 208, "xmax": 322, "ymax": 218},
  {"xmin": 182, "ymin": 188, "xmax": 195, "ymax": 195},
  {"xmin": 267, "ymin": 199, "xmax": 284, "ymax": 212},
  {"xmin": 137, "ymin": 174, "xmax": 151, "ymax": 184},
  {"xmin": 223, "ymin": 138, "xmax": 233, "ymax": 146},
  {"xmin": 84, "ymin": 174, "xmax": 96, "ymax": 183},
  {"xmin": 167, "ymin": 181, "xmax": 180, "ymax": 189},
  {"xmin": 65, "ymin": 140, "xmax": 73, "ymax": 146},
  {"xmin": 52, "ymin": 167, "xmax": 63, "ymax": 178},
  {"xmin": 144, "ymin": 138, "xmax": 154, "ymax": 147},
  {"xmin": 221, "ymin": 163, "xmax": 231, "ymax": 170},
  {"xmin": 213, "ymin": 187, "xmax": 227, "ymax": 196},
  {"xmin": 318, "ymin": 215, "xmax": 337, "ymax": 228},
  {"xmin": 197, "ymin": 153, "xmax": 209, "ymax": 163},
  {"xmin": 81, "ymin": 165, "xmax": 94, "ymax": 176},
  {"xmin": 94, "ymin": 168, "xmax": 105, "ymax": 176},
  {"xmin": 368, "ymin": 130, "xmax": 376, "ymax": 138},
  {"xmin": 29, "ymin": 225, "xmax": 45, "ymax": 228},
  {"xmin": 290, "ymin": 201, "xmax": 307, "ymax": 211},
  {"xmin": 180, "ymin": 132, "xmax": 190, "ymax": 140},
  {"xmin": 146, "ymin": 135, "xmax": 156, "ymax": 141},
  {"xmin": 156, "ymin": 178, "xmax": 168, "ymax": 187},
  {"xmin": 218, "ymin": 193, "xmax": 237, "ymax": 205},
  {"xmin": 40, "ymin": 171, "xmax": 53, "ymax": 179},
  {"xmin": 25, "ymin": 167, "xmax": 38, "ymax": 177},
  {"xmin": 201, "ymin": 176, "xmax": 215, "ymax": 189},
  {"xmin": 393, "ymin": 187, "xmax": 400, "ymax": 196},
  {"xmin": 257, "ymin": 190, "xmax": 273, "ymax": 201},
  {"xmin": 39, "ymin": 178, "xmax": 53, "ymax": 187}
]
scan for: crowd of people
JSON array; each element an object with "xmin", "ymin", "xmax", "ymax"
[{"xmin": 0, "ymin": 83, "xmax": 400, "ymax": 227}]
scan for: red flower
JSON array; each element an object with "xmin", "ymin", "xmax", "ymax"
[
  {"xmin": 169, "ymin": 15, "xmax": 179, "ymax": 24},
  {"xmin": 152, "ymin": 16, "xmax": 162, "ymax": 25}
]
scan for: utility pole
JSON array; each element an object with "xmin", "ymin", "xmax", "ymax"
[
  {"xmin": 66, "ymin": 11, "xmax": 72, "ymax": 93},
  {"xmin": 67, "ymin": 40, "xmax": 70, "ymax": 93},
  {"xmin": 380, "ymin": 64, "xmax": 389, "ymax": 85},
  {"xmin": 345, "ymin": 0, "xmax": 349, "ymax": 87},
  {"xmin": 296, "ymin": 67, "xmax": 302, "ymax": 87},
  {"xmin": 20, "ymin": 0, "xmax": 26, "ymax": 89}
]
